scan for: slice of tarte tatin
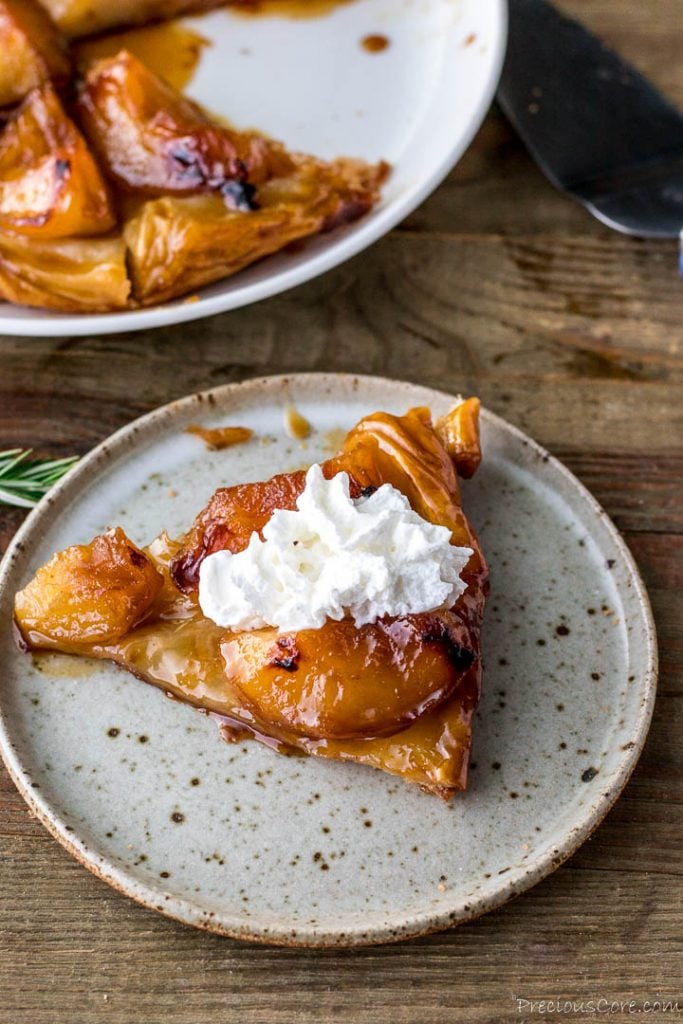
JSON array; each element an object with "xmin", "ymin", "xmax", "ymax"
[
  {"xmin": 14, "ymin": 399, "xmax": 488, "ymax": 799},
  {"xmin": 0, "ymin": 47, "xmax": 388, "ymax": 312}
]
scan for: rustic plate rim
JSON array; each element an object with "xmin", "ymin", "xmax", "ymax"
[{"xmin": 0, "ymin": 372, "xmax": 658, "ymax": 946}]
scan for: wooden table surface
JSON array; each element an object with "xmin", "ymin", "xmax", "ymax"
[{"xmin": 1, "ymin": 2, "xmax": 682, "ymax": 1021}]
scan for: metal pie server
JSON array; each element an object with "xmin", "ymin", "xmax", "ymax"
[{"xmin": 497, "ymin": 0, "xmax": 683, "ymax": 239}]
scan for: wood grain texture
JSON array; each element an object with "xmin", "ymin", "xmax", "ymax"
[{"xmin": 0, "ymin": 1, "xmax": 682, "ymax": 1021}]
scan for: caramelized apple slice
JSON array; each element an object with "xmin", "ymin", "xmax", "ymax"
[
  {"xmin": 223, "ymin": 612, "xmax": 475, "ymax": 740},
  {"xmin": 0, "ymin": 0, "xmax": 70, "ymax": 108},
  {"xmin": 37, "ymin": 0, "xmax": 226, "ymax": 38},
  {"xmin": 123, "ymin": 154, "xmax": 387, "ymax": 305},
  {"xmin": 123, "ymin": 194, "xmax": 312, "ymax": 304},
  {"xmin": 15, "ymin": 527, "xmax": 163, "ymax": 651},
  {"xmin": 77, "ymin": 51, "xmax": 280, "ymax": 196},
  {"xmin": 0, "ymin": 230, "xmax": 130, "ymax": 311},
  {"xmin": 257, "ymin": 154, "xmax": 389, "ymax": 233},
  {"xmin": 171, "ymin": 407, "xmax": 485, "ymax": 595},
  {"xmin": 0, "ymin": 84, "xmax": 115, "ymax": 238},
  {"xmin": 171, "ymin": 470, "xmax": 307, "ymax": 592},
  {"xmin": 435, "ymin": 398, "xmax": 482, "ymax": 479}
]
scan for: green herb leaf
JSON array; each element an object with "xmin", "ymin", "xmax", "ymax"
[{"xmin": 0, "ymin": 449, "xmax": 79, "ymax": 509}]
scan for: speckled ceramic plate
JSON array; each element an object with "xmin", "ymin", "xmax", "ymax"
[{"xmin": 0, "ymin": 374, "xmax": 657, "ymax": 946}]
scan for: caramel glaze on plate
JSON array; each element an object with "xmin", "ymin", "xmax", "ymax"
[
  {"xmin": 185, "ymin": 423, "xmax": 254, "ymax": 449},
  {"xmin": 74, "ymin": 21, "xmax": 211, "ymax": 92},
  {"xmin": 15, "ymin": 402, "xmax": 488, "ymax": 798}
]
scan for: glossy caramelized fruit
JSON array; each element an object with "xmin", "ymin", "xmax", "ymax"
[
  {"xmin": 0, "ymin": 84, "xmax": 115, "ymax": 238},
  {"xmin": 0, "ymin": 43, "xmax": 386, "ymax": 312},
  {"xmin": 15, "ymin": 527, "xmax": 163, "ymax": 649},
  {"xmin": 0, "ymin": 0, "xmax": 70, "ymax": 108},
  {"xmin": 0, "ymin": 82, "xmax": 127, "ymax": 312},
  {"xmin": 87, "ymin": 52, "xmax": 386, "ymax": 306},
  {"xmin": 15, "ymin": 400, "xmax": 488, "ymax": 799},
  {"xmin": 0, "ymin": 230, "xmax": 130, "ymax": 312},
  {"xmin": 77, "ymin": 51, "xmax": 279, "ymax": 196},
  {"xmin": 124, "ymin": 154, "xmax": 386, "ymax": 305},
  {"xmin": 223, "ymin": 610, "xmax": 475, "ymax": 741}
]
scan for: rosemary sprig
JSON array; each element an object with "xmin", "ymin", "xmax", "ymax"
[{"xmin": 0, "ymin": 449, "xmax": 79, "ymax": 509}]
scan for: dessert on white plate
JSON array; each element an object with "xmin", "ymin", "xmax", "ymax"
[{"xmin": 0, "ymin": 0, "xmax": 507, "ymax": 335}]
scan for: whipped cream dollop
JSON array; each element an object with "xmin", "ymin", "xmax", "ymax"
[{"xmin": 198, "ymin": 464, "xmax": 472, "ymax": 633}]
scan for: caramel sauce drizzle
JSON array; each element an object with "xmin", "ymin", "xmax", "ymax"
[
  {"xmin": 361, "ymin": 33, "xmax": 389, "ymax": 53},
  {"xmin": 186, "ymin": 424, "xmax": 254, "ymax": 450},
  {"xmin": 284, "ymin": 404, "xmax": 311, "ymax": 440},
  {"xmin": 75, "ymin": 21, "xmax": 211, "ymax": 91}
]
